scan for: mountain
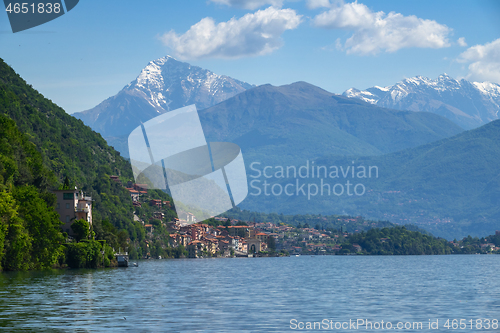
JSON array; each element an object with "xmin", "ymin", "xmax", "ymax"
[
  {"xmin": 240, "ymin": 119, "xmax": 500, "ymax": 240},
  {"xmin": 0, "ymin": 57, "xmax": 149, "ymax": 252},
  {"xmin": 343, "ymin": 74, "xmax": 500, "ymax": 130},
  {"xmin": 73, "ymin": 56, "xmax": 254, "ymax": 155},
  {"xmin": 198, "ymin": 81, "xmax": 464, "ymax": 166}
]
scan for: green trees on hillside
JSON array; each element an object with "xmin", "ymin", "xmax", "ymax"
[
  {"xmin": 345, "ymin": 226, "xmax": 453, "ymax": 255},
  {"xmin": 0, "ymin": 58, "xmax": 159, "ymax": 269},
  {"xmin": 71, "ymin": 219, "xmax": 90, "ymax": 242},
  {"xmin": 0, "ymin": 58, "xmax": 136, "ymax": 242},
  {"xmin": 0, "ymin": 115, "xmax": 64, "ymax": 270}
]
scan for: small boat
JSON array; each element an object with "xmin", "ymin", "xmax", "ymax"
[
  {"xmin": 295, "ymin": 254, "xmax": 300, "ymax": 257},
  {"xmin": 132, "ymin": 262, "xmax": 138, "ymax": 267},
  {"xmin": 116, "ymin": 254, "xmax": 129, "ymax": 267}
]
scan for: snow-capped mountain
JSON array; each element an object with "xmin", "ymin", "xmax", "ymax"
[
  {"xmin": 343, "ymin": 74, "xmax": 500, "ymax": 129},
  {"xmin": 73, "ymin": 56, "xmax": 254, "ymax": 140}
]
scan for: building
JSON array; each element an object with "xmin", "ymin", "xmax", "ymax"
[
  {"xmin": 255, "ymin": 232, "xmax": 269, "ymax": 242},
  {"xmin": 53, "ymin": 188, "xmax": 92, "ymax": 236},
  {"xmin": 150, "ymin": 199, "xmax": 162, "ymax": 208},
  {"xmin": 178, "ymin": 211, "xmax": 196, "ymax": 223},
  {"xmin": 109, "ymin": 175, "xmax": 121, "ymax": 184},
  {"xmin": 153, "ymin": 212, "xmax": 165, "ymax": 220},
  {"xmin": 127, "ymin": 188, "xmax": 140, "ymax": 201},
  {"xmin": 134, "ymin": 184, "xmax": 148, "ymax": 192},
  {"xmin": 246, "ymin": 238, "xmax": 262, "ymax": 253}
]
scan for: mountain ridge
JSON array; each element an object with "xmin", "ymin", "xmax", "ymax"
[
  {"xmin": 343, "ymin": 74, "xmax": 500, "ymax": 130},
  {"xmin": 73, "ymin": 56, "xmax": 254, "ymax": 139},
  {"xmin": 240, "ymin": 118, "xmax": 500, "ymax": 239},
  {"xmin": 199, "ymin": 81, "xmax": 464, "ymax": 164}
]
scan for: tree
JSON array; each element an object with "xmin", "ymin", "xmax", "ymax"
[
  {"xmin": 71, "ymin": 219, "xmax": 89, "ymax": 242},
  {"xmin": 14, "ymin": 186, "xmax": 64, "ymax": 269},
  {"xmin": 62, "ymin": 176, "xmax": 70, "ymax": 190},
  {"xmin": 0, "ymin": 190, "xmax": 31, "ymax": 271},
  {"xmin": 267, "ymin": 236, "xmax": 276, "ymax": 252},
  {"xmin": 0, "ymin": 191, "xmax": 15, "ymax": 270}
]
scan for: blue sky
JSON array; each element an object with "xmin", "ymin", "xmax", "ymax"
[{"xmin": 1, "ymin": 0, "xmax": 499, "ymax": 114}]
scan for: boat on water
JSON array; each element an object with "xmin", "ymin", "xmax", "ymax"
[{"xmin": 116, "ymin": 254, "xmax": 129, "ymax": 267}]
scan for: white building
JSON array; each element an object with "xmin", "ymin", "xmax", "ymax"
[{"xmin": 53, "ymin": 188, "xmax": 92, "ymax": 236}]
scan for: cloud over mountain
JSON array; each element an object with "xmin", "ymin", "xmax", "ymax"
[
  {"xmin": 458, "ymin": 38, "xmax": 500, "ymax": 84},
  {"xmin": 312, "ymin": 1, "xmax": 452, "ymax": 55},
  {"xmin": 160, "ymin": 7, "xmax": 301, "ymax": 59}
]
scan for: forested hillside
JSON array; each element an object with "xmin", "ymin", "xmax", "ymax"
[
  {"xmin": 0, "ymin": 58, "xmax": 136, "ymax": 230},
  {"xmin": 0, "ymin": 114, "xmax": 63, "ymax": 270},
  {"xmin": 0, "ymin": 58, "xmax": 166, "ymax": 269}
]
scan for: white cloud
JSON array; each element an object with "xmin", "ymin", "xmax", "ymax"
[
  {"xmin": 159, "ymin": 7, "xmax": 302, "ymax": 60},
  {"xmin": 457, "ymin": 38, "xmax": 500, "ymax": 84},
  {"xmin": 306, "ymin": 0, "xmax": 332, "ymax": 9},
  {"xmin": 457, "ymin": 37, "xmax": 467, "ymax": 47},
  {"xmin": 312, "ymin": 1, "xmax": 452, "ymax": 55},
  {"xmin": 209, "ymin": 0, "xmax": 284, "ymax": 10}
]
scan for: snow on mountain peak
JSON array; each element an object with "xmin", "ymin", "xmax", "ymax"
[
  {"xmin": 122, "ymin": 56, "xmax": 254, "ymax": 113},
  {"xmin": 373, "ymin": 85, "xmax": 389, "ymax": 92},
  {"xmin": 73, "ymin": 56, "xmax": 254, "ymax": 141},
  {"xmin": 342, "ymin": 74, "xmax": 500, "ymax": 130},
  {"xmin": 343, "ymin": 87, "xmax": 379, "ymax": 104},
  {"xmin": 472, "ymin": 81, "xmax": 500, "ymax": 97}
]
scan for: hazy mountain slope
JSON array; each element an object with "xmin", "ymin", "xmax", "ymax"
[
  {"xmin": 343, "ymin": 74, "xmax": 500, "ymax": 130},
  {"xmin": 241, "ymin": 119, "xmax": 500, "ymax": 239},
  {"xmin": 199, "ymin": 81, "xmax": 464, "ymax": 166}
]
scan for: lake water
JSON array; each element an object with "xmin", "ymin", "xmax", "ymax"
[{"xmin": 0, "ymin": 255, "xmax": 499, "ymax": 332}]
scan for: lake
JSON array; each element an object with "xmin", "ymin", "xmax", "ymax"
[{"xmin": 0, "ymin": 255, "xmax": 499, "ymax": 332}]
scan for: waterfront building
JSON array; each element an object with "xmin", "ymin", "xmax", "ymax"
[{"xmin": 53, "ymin": 188, "xmax": 92, "ymax": 236}]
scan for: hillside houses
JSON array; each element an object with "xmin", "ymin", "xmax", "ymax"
[{"xmin": 140, "ymin": 218, "xmax": 278, "ymax": 258}]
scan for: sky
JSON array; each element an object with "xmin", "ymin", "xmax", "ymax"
[{"xmin": 1, "ymin": 0, "xmax": 500, "ymax": 114}]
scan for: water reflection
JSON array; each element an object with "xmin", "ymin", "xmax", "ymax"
[{"xmin": 0, "ymin": 255, "xmax": 499, "ymax": 332}]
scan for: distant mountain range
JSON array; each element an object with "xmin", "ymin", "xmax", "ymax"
[
  {"xmin": 73, "ymin": 56, "xmax": 464, "ymax": 160},
  {"xmin": 343, "ymin": 74, "xmax": 500, "ymax": 130},
  {"xmin": 199, "ymin": 81, "xmax": 463, "ymax": 166},
  {"xmin": 73, "ymin": 56, "xmax": 254, "ymax": 155},
  {"xmin": 68, "ymin": 57, "xmax": 500, "ymax": 239}
]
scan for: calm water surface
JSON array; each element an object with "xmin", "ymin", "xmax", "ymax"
[{"xmin": 0, "ymin": 255, "xmax": 499, "ymax": 332}]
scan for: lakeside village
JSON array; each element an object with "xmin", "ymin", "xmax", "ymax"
[{"xmin": 54, "ymin": 175, "xmax": 500, "ymax": 265}]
